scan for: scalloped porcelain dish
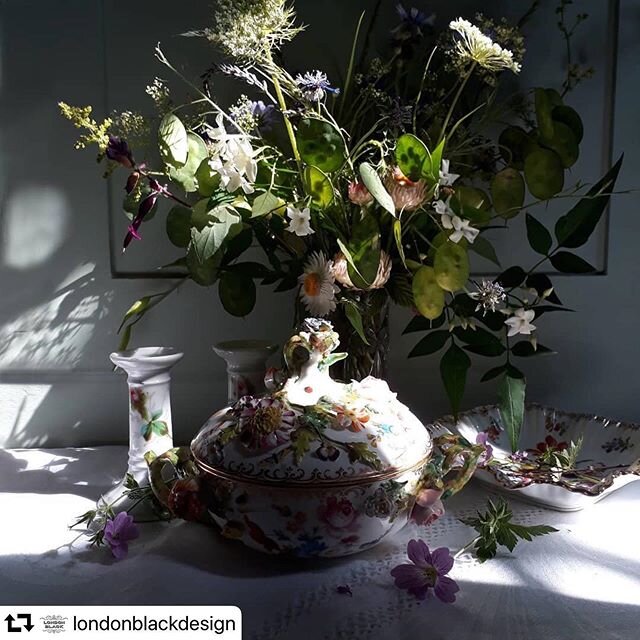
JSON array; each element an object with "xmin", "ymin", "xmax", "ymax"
[{"xmin": 430, "ymin": 404, "xmax": 640, "ymax": 511}]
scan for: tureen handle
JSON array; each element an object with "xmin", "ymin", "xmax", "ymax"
[{"xmin": 148, "ymin": 447, "xmax": 211, "ymax": 523}]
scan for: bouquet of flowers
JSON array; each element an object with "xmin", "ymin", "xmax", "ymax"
[{"xmin": 60, "ymin": 0, "xmax": 623, "ymax": 451}]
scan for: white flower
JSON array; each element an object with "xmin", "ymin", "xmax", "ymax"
[
  {"xmin": 286, "ymin": 206, "xmax": 314, "ymax": 236},
  {"xmin": 442, "ymin": 214, "xmax": 479, "ymax": 244},
  {"xmin": 298, "ymin": 252, "xmax": 339, "ymax": 317},
  {"xmin": 470, "ymin": 280, "xmax": 506, "ymax": 314},
  {"xmin": 205, "ymin": 115, "xmax": 258, "ymax": 194},
  {"xmin": 504, "ymin": 308, "xmax": 536, "ymax": 337},
  {"xmin": 439, "ymin": 159, "xmax": 460, "ymax": 187},
  {"xmin": 449, "ymin": 18, "xmax": 521, "ymax": 74}
]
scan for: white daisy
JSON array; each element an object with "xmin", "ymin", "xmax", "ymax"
[
  {"xmin": 439, "ymin": 159, "xmax": 460, "ymax": 187},
  {"xmin": 449, "ymin": 18, "xmax": 521, "ymax": 74},
  {"xmin": 286, "ymin": 206, "xmax": 314, "ymax": 236},
  {"xmin": 504, "ymin": 308, "xmax": 536, "ymax": 337},
  {"xmin": 298, "ymin": 252, "xmax": 339, "ymax": 317}
]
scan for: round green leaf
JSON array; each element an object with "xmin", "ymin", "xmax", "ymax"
[
  {"xmin": 219, "ymin": 271, "xmax": 256, "ymax": 316},
  {"xmin": 491, "ymin": 168, "xmax": 525, "ymax": 218},
  {"xmin": 552, "ymin": 105, "xmax": 584, "ymax": 144},
  {"xmin": 169, "ymin": 132, "xmax": 208, "ymax": 192},
  {"xmin": 412, "ymin": 266, "xmax": 445, "ymax": 320},
  {"xmin": 296, "ymin": 118, "xmax": 345, "ymax": 172},
  {"xmin": 303, "ymin": 165, "xmax": 334, "ymax": 207},
  {"xmin": 166, "ymin": 206, "xmax": 192, "ymax": 247},
  {"xmin": 195, "ymin": 159, "xmax": 221, "ymax": 197},
  {"xmin": 396, "ymin": 133, "xmax": 429, "ymax": 181},
  {"xmin": 158, "ymin": 113, "xmax": 188, "ymax": 166},
  {"xmin": 434, "ymin": 242, "xmax": 469, "ymax": 292},
  {"xmin": 451, "ymin": 186, "xmax": 491, "ymax": 225},
  {"xmin": 499, "ymin": 126, "xmax": 536, "ymax": 171},
  {"xmin": 541, "ymin": 121, "xmax": 579, "ymax": 168},
  {"xmin": 535, "ymin": 88, "xmax": 555, "ymax": 141},
  {"xmin": 524, "ymin": 148, "xmax": 564, "ymax": 200}
]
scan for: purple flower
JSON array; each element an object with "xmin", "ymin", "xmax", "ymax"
[
  {"xmin": 294, "ymin": 71, "xmax": 340, "ymax": 102},
  {"xmin": 103, "ymin": 512, "xmax": 139, "ymax": 560},
  {"xmin": 390, "ymin": 539, "xmax": 459, "ymax": 603},
  {"xmin": 106, "ymin": 135, "xmax": 134, "ymax": 168},
  {"xmin": 250, "ymin": 100, "xmax": 278, "ymax": 132},
  {"xmin": 393, "ymin": 4, "xmax": 435, "ymax": 38},
  {"xmin": 476, "ymin": 432, "xmax": 494, "ymax": 467}
]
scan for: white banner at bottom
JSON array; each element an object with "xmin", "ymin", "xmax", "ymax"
[{"xmin": 0, "ymin": 606, "xmax": 241, "ymax": 639}]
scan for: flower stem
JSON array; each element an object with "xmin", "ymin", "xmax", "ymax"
[
  {"xmin": 440, "ymin": 63, "xmax": 477, "ymax": 143},
  {"xmin": 454, "ymin": 536, "xmax": 480, "ymax": 559}
]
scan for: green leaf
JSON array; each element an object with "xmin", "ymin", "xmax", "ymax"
[
  {"xmin": 456, "ymin": 327, "xmax": 506, "ymax": 357},
  {"xmin": 541, "ymin": 122, "xmax": 579, "ymax": 168},
  {"xmin": 195, "ymin": 158, "xmax": 220, "ymax": 197},
  {"xmin": 412, "ymin": 266, "xmax": 445, "ymax": 320},
  {"xmin": 524, "ymin": 148, "xmax": 564, "ymax": 200},
  {"xmin": 291, "ymin": 428, "xmax": 315, "ymax": 465},
  {"xmin": 525, "ymin": 213, "xmax": 553, "ymax": 255},
  {"xmin": 190, "ymin": 207, "xmax": 243, "ymax": 263},
  {"xmin": 221, "ymin": 228, "xmax": 253, "ymax": 265},
  {"xmin": 526, "ymin": 273, "xmax": 562, "ymax": 305},
  {"xmin": 296, "ymin": 118, "xmax": 345, "ymax": 172},
  {"xmin": 166, "ymin": 206, "xmax": 192, "ymax": 248},
  {"xmin": 481, "ymin": 364, "xmax": 508, "ymax": 382},
  {"xmin": 549, "ymin": 251, "xmax": 596, "ymax": 273},
  {"xmin": 359, "ymin": 162, "xmax": 395, "ymax": 216},
  {"xmin": 434, "ymin": 242, "xmax": 469, "ymax": 292},
  {"xmin": 555, "ymin": 155, "xmax": 623, "ymax": 248},
  {"xmin": 150, "ymin": 420, "xmax": 169, "ymax": 437},
  {"xmin": 393, "ymin": 219, "xmax": 406, "ymax": 267},
  {"xmin": 344, "ymin": 302, "xmax": 369, "ymax": 345},
  {"xmin": 511, "ymin": 341, "xmax": 555, "ymax": 357},
  {"xmin": 117, "ymin": 324, "xmax": 132, "ymax": 351},
  {"xmin": 533, "ymin": 305, "xmax": 573, "ymax": 318},
  {"xmin": 403, "ymin": 314, "xmax": 445, "ymax": 334},
  {"xmin": 158, "ymin": 113, "xmax": 188, "ymax": 166},
  {"xmin": 451, "ymin": 186, "xmax": 491, "ymax": 225},
  {"xmin": 497, "ymin": 266, "xmax": 526, "ymax": 288},
  {"xmin": 169, "ymin": 132, "xmax": 208, "ymax": 191},
  {"xmin": 408, "ymin": 330, "xmax": 450, "ymax": 358},
  {"xmin": 552, "ymin": 105, "xmax": 584, "ymax": 143},
  {"xmin": 440, "ymin": 343, "xmax": 471, "ymax": 415},
  {"xmin": 219, "ymin": 271, "xmax": 256, "ymax": 316},
  {"xmin": 499, "ymin": 126, "xmax": 535, "ymax": 171},
  {"xmin": 396, "ymin": 133, "xmax": 429, "ymax": 181},
  {"xmin": 423, "ymin": 138, "xmax": 445, "ymax": 182},
  {"xmin": 491, "ymin": 168, "xmax": 525, "ymax": 218},
  {"xmin": 469, "ymin": 235, "xmax": 501, "ymax": 267},
  {"xmin": 346, "ymin": 442, "xmax": 382, "ymax": 470},
  {"xmin": 346, "ymin": 212, "xmax": 381, "ymax": 288},
  {"xmin": 535, "ymin": 88, "xmax": 555, "ymax": 141},
  {"xmin": 251, "ymin": 191, "xmax": 284, "ymax": 217},
  {"xmin": 303, "ymin": 165, "xmax": 334, "ymax": 207},
  {"xmin": 498, "ymin": 374, "xmax": 526, "ymax": 452}
]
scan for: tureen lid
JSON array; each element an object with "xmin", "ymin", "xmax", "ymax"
[{"xmin": 191, "ymin": 318, "xmax": 432, "ymax": 486}]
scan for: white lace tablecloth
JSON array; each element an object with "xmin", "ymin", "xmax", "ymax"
[{"xmin": 0, "ymin": 447, "xmax": 638, "ymax": 640}]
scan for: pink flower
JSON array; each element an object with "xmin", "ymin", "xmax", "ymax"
[
  {"xmin": 385, "ymin": 166, "xmax": 428, "ymax": 212},
  {"xmin": 348, "ymin": 181, "xmax": 373, "ymax": 206},
  {"xmin": 391, "ymin": 539, "xmax": 459, "ymax": 603},
  {"xmin": 235, "ymin": 397, "xmax": 297, "ymax": 452},
  {"xmin": 318, "ymin": 496, "xmax": 359, "ymax": 537},
  {"xmin": 411, "ymin": 488, "xmax": 445, "ymax": 526},
  {"xmin": 103, "ymin": 512, "xmax": 139, "ymax": 560},
  {"xmin": 475, "ymin": 432, "xmax": 494, "ymax": 467}
]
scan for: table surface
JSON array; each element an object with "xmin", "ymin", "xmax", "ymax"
[{"xmin": 0, "ymin": 446, "xmax": 638, "ymax": 640}]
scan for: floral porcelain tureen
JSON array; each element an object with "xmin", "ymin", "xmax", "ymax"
[{"xmin": 150, "ymin": 319, "xmax": 483, "ymax": 558}]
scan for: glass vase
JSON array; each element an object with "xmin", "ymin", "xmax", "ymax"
[
  {"xmin": 213, "ymin": 340, "xmax": 278, "ymax": 404},
  {"xmin": 102, "ymin": 347, "xmax": 183, "ymax": 515}
]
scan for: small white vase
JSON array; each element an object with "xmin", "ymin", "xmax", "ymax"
[
  {"xmin": 102, "ymin": 347, "xmax": 183, "ymax": 514},
  {"xmin": 213, "ymin": 340, "xmax": 277, "ymax": 404}
]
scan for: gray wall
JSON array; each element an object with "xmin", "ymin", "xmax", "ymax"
[{"xmin": 0, "ymin": 0, "xmax": 638, "ymax": 448}]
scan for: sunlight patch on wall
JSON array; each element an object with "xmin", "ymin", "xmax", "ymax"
[
  {"xmin": 0, "ymin": 263, "xmax": 112, "ymax": 369},
  {"xmin": 1, "ymin": 184, "xmax": 70, "ymax": 269},
  {"xmin": 0, "ymin": 384, "xmax": 52, "ymax": 447}
]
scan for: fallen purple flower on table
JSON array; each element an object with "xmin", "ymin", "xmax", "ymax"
[
  {"xmin": 391, "ymin": 539, "xmax": 459, "ymax": 603},
  {"xmin": 103, "ymin": 512, "xmax": 139, "ymax": 560},
  {"xmin": 336, "ymin": 585, "xmax": 353, "ymax": 597},
  {"xmin": 476, "ymin": 432, "xmax": 494, "ymax": 466}
]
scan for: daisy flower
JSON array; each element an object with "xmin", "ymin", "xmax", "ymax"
[
  {"xmin": 298, "ymin": 252, "xmax": 339, "ymax": 317},
  {"xmin": 449, "ymin": 18, "xmax": 521, "ymax": 74}
]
